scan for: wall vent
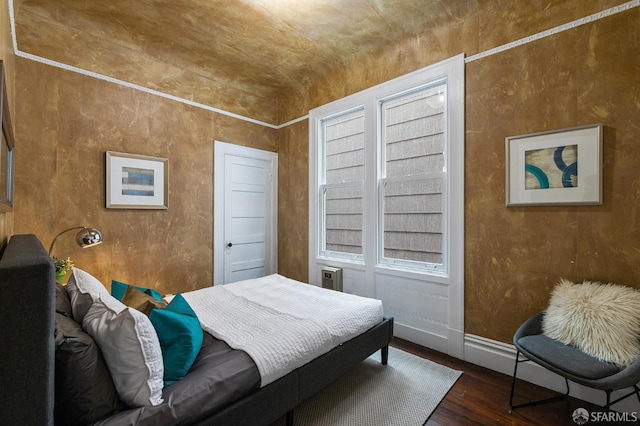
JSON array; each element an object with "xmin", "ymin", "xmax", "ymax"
[{"xmin": 321, "ymin": 266, "xmax": 343, "ymax": 292}]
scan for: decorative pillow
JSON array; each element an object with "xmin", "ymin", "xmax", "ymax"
[
  {"xmin": 66, "ymin": 268, "xmax": 110, "ymax": 323},
  {"xmin": 55, "ymin": 283, "xmax": 73, "ymax": 317},
  {"xmin": 83, "ymin": 294, "xmax": 164, "ymax": 407},
  {"xmin": 150, "ymin": 293, "xmax": 203, "ymax": 385},
  {"xmin": 111, "ymin": 280, "xmax": 164, "ymax": 303},
  {"xmin": 122, "ymin": 286, "xmax": 168, "ymax": 316},
  {"xmin": 54, "ymin": 313, "xmax": 121, "ymax": 424},
  {"xmin": 542, "ymin": 278, "xmax": 640, "ymax": 367}
]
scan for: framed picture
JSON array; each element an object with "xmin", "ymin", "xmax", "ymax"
[
  {"xmin": 106, "ymin": 151, "xmax": 168, "ymax": 209},
  {"xmin": 505, "ymin": 124, "xmax": 602, "ymax": 206},
  {"xmin": 0, "ymin": 60, "xmax": 15, "ymax": 213}
]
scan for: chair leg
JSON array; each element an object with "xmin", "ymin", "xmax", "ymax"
[
  {"xmin": 509, "ymin": 350, "xmax": 521, "ymax": 408},
  {"xmin": 509, "ymin": 350, "xmax": 570, "ymax": 409},
  {"xmin": 605, "ymin": 385, "xmax": 640, "ymax": 411}
]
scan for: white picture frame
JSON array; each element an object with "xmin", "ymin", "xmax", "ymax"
[
  {"xmin": 505, "ymin": 124, "xmax": 603, "ymax": 206},
  {"xmin": 106, "ymin": 151, "xmax": 168, "ymax": 209},
  {"xmin": 0, "ymin": 60, "xmax": 15, "ymax": 213}
]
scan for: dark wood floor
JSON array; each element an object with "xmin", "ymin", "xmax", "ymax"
[{"xmin": 391, "ymin": 338, "xmax": 611, "ymax": 426}]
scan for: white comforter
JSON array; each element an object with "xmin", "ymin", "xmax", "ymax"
[{"xmin": 181, "ymin": 274, "xmax": 384, "ymax": 386}]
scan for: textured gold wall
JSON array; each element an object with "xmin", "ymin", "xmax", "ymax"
[
  {"xmin": 14, "ymin": 58, "xmax": 277, "ymax": 293},
  {"xmin": 278, "ymin": 0, "xmax": 631, "ymax": 123},
  {"xmin": 277, "ymin": 119, "xmax": 309, "ymax": 282},
  {"xmin": 278, "ymin": 2, "xmax": 640, "ymax": 344},
  {"xmin": 11, "ymin": 1, "xmax": 640, "ymax": 348},
  {"xmin": 465, "ymin": 8, "xmax": 640, "ymax": 342}
]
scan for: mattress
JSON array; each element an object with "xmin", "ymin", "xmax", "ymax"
[{"xmin": 182, "ymin": 274, "xmax": 384, "ymax": 386}]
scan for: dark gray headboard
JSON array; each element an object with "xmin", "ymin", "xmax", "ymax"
[{"xmin": 0, "ymin": 234, "xmax": 55, "ymax": 426}]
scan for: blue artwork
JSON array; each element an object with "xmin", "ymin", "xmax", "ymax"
[
  {"xmin": 122, "ymin": 167, "xmax": 155, "ymax": 196},
  {"xmin": 525, "ymin": 145, "xmax": 577, "ymax": 190}
]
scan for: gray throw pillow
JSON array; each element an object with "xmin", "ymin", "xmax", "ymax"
[
  {"xmin": 55, "ymin": 313, "xmax": 121, "ymax": 425},
  {"xmin": 55, "ymin": 283, "xmax": 72, "ymax": 317}
]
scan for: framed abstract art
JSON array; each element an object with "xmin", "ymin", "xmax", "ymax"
[
  {"xmin": 506, "ymin": 124, "xmax": 602, "ymax": 206},
  {"xmin": 106, "ymin": 151, "xmax": 168, "ymax": 209}
]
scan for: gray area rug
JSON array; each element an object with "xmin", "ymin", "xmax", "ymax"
[{"xmin": 272, "ymin": 346, "xmax": 462, "ymax": 426}]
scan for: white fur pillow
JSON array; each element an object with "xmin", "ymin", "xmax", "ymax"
[{"xmin": 542, "ymin": 278, "xmax": 640, "ymax": 367}]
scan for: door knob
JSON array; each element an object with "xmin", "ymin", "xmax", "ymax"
[{"xmin": 227, "ymin": 242, "xmax": 233, "ymax": 248}]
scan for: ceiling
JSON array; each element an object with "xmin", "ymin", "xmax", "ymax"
[{"xmin": 13, "ymin": 0, "xmax": 471, "ymax": 123}]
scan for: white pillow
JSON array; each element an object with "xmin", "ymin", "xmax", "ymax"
[
  {"xmin": 83, "ymin": 294, "xmax": 164, "ymax": 407},
  {"xmin": 543, "ymin": 278, "xmax": 640, "ymax": 367},
  {"xmin": 66, "ymin": 267, "xmax": 110, "ymax": 323}
]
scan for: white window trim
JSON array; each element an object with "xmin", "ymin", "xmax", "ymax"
[
  {"xmin": 309, "ymin": 54, "xmax": 464, "ymax": 322},
  {"xmin": 317, "ymin": 107, "xmax": 366, "ymax": 261}
]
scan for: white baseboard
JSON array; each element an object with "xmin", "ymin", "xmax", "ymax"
[
  {"xmin": 394, "ymin": 323, "xmax": 449, "ymax": 355},
  {"xmin": 463, "ymin": 334, "xmax": 640, "ymax": 414}
]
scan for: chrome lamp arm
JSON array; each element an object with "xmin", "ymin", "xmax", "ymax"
[{"xmin": 48, "ymin": 226, "xmax": 103, "ymax": 255}]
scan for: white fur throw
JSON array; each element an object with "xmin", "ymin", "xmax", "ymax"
[{"xmin": 542, "ymin": 278, "xmax": 640, "ymax": 367}]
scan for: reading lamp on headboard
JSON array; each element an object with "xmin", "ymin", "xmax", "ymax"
[{"xmin": 48, "ymin": 226, "xmax": 103, "ymax": 255}]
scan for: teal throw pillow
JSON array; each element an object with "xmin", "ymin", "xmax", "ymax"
[
  {"xmin": 149, "ymin": 293, "xmax": 203, "ymax": 385},
  {"xmin": 111, "ymin": 280, "xmax": 163, "ymax": 302}
]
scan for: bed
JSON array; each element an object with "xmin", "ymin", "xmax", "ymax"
[{"xmin": 0, "ymin": 234, "xmax": 394, "ymax": 426}]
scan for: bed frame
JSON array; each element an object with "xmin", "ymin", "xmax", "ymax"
[
  {"xmin": 0, "ymin": 234, "xmax": 56, "ymax": 426},
  {"xmin": 0, "ymin": 234, "xmax": 394, "ymax": 426},
  {"xmin": 204, "ymin": 312, "xmax": 393, "ymax": 426}
]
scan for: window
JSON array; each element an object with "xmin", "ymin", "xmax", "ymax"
[
  {"xmin": 379, "ymin": 82, "xmax": 446, "ymax": 270},
  {"xmin": 319, "ymin": 109, "xmax": 365, "ymax": 258},
  {"xmin": 310, "ymin": 54, "xmax": 463, "ymax": 279}
]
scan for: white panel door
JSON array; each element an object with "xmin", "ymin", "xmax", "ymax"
[
  {"xmin": 225, "ymin": 155, "xmax": 269, "ymax": 283},
  {"xmin": 214, "ymin": 141, "xmax": 277, "ymax": 285}
]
